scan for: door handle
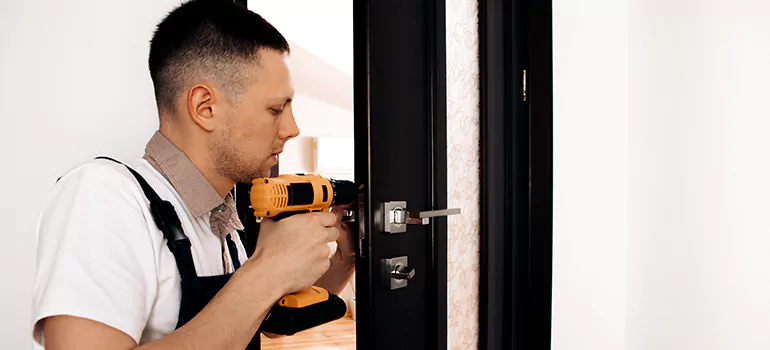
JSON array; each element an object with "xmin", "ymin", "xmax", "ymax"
[
  {"xmin": 411, "ymin": 208, "xmax": 462, "ymax": 219},
  {"xmin": 383, "ymin": 256, "xmax": 413, "ymax": 289},
  {"xmin": 391, "ymin": 263, "xmax": 415, "ymax": 280},
  {"xmin": 379, "ymin": 201, "xmax": 461, "ymax": 233}
]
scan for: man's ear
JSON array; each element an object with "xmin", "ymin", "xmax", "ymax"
[{"xmin": 186, "ymin": 84, "xmax": 218, "ymax": 132}]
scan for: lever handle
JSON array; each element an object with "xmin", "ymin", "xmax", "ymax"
[
  {"xmin": 410, "ymin": 208, "xmax": 462, "ymax": 219},
  {"xmin": 391, "ymin": 263, "xmax": 416, "ymax": 280},
  {"xmin": 380, "ymin": 201, "xmax": 462, "ymax": 233}
]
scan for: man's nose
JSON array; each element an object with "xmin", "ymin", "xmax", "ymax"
[{"xmin": 278, "ymin": 110, "xmax": 300, "ymax": 140}]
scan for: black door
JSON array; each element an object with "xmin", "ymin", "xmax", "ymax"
[{"xmin": 354, "ymin": 0, "xmax": 452, "ymax": 349}]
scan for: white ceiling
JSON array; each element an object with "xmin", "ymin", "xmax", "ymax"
[{"xmin": 248, "ymin": 0, "xmax": 353, "ymax": 77}]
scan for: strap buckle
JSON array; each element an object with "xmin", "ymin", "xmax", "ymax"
[{"xmin": 150, "ymin": 200, "xmax": 191, "ymax": 251}]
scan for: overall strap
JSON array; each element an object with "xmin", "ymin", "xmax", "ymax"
[
  {"xmin": 225, "ymin": 234, "xmax": 241, "ymax": 270},
  {"xmin": 95, "ymin": 156, "xmax": 198, "ymax": 279}
]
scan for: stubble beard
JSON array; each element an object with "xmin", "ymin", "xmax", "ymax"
[{"xmin": 210, "ymin": 128, "xmax": 269, "ymax": 185}]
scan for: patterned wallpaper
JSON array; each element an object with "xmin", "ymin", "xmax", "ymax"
[{"xmin": 446, "ymin": 0, "xmax": 480, "ymax": 349}]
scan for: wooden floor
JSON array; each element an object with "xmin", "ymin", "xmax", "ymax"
[{"xmin": 260, "ymin": 315, "xmax": 356, "ymax": 350}]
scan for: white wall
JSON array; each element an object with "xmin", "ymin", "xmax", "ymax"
[
  {"xmin": 554, "ymin": 0, "xmax": 770, "ymax": 349},
  {"xmin": 552, "ymin": 0, "xmax": 629, "ymax": 349},
  {"xmin": 627, "ymin": 1, "xmax": 770, "ymax": 349},
  {"xmin": 1, "ymin": 1, "xmax": 181, "ymax": 348}
]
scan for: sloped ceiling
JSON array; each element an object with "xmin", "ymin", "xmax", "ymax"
[
  {"xmin": 249, "ymin": 0, "xmax": 353, "ymax": 113},
  {"xmin": 287, "ymin": 39, "xmax": 352, "ymax": 112}
]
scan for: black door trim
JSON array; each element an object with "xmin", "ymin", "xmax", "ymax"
[
  {"xmin": 427, "ymin": 0, "xmax": 448, "ymax": 348},
  {"xmin": 352, "ymin": 0, "xmax": 374, "ymax": 346},
  {"xmin": 479, "ymin": 0, "xmax": 553, "ymax": 349}
]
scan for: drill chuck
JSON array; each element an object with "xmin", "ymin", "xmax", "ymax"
[{"xmin": 329, "ymin": 179, "xmax": 356, "ymax": 207}]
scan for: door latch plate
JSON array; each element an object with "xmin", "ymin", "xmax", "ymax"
[{"xmin": 381, "ymin": 201, "xmax": 408, "ymax": 233}]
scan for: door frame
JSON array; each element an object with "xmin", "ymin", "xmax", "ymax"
[{"xmin": 479, "ymin": 0, "xmax": 553, "ymax": 349}]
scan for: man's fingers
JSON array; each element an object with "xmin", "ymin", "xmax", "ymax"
[
  {"xmin": 315, "ymin": 211, "xmax": 338, "ymax": 227},
  {"xmin": 326, "ymin": 226, "xmax": 340, "ymax": 242},
  {"xmin": 331, "ymin": 206, "xmax": 345, "ymax": 223}
]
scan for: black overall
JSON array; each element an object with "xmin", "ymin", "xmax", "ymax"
[{"xmin": 99, "ymin": 157, "xmax": 261, "ymax": 349}]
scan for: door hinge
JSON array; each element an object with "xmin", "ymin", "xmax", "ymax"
[{"xmin": 523, "ymin": 69, "xmax": 527, "ymax": 102}]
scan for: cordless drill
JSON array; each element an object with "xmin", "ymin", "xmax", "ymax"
[{"xmin": 249, "ymin": 174, "xmax": 357, "ymax": 335}]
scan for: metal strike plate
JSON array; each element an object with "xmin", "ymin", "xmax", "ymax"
[
  {"xmin": 382, "ymin": 256, "xmax": 412, "ymax": 290},
  {"xmin": 358, "ymin": 189, "xmax": 366, "ymax": 258},
  {"xmin": 380, "ymin": 201, "xmax": 462, "ymax": 233}
]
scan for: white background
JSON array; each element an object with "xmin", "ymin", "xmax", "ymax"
[{"xmin": 552, "ymin": 0, "xmax": 770, "ymax": 349}]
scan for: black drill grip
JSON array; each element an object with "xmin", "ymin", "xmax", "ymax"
[{"xmin": 259, "ymin": 292, "xmax": 347, "ymax": 335}]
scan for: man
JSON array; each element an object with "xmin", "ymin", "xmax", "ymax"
[{"xmin": 31, "ymin": 1, "xmax": 355, "ymax": 349}]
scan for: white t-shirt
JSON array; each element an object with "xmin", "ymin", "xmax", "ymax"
[{"xmin": 31, "ymin": 158, "xmax": 248, "ymax": 347}]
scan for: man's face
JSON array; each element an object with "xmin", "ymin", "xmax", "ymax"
[{"xmin": 210, "ymin": 49, "xmax": 299, "ymax": 183}]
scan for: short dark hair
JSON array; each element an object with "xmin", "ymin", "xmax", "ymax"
[{"xmin": 149, "ymin": 0, "xmax": 290, "ymax": 114}]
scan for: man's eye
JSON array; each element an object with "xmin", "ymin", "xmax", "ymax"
[{"xmin": 270, "ymin": 108, "xmax": 284, "ymax": 116}]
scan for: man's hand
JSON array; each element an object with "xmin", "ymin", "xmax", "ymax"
[
  {"xmin": 252, "ymin": 211, "xmax": 340, "ymax": 295},
  {"xmin": 258, "ymin": 208, "xmax": 354, "ymax": 340},
  {"xmin": 313, "ymin": 204, "xmax": 356, "ymax": 296},
  {"xmin": 331, "ymin": 204, "xmax": 356, "ymax": 260}
]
